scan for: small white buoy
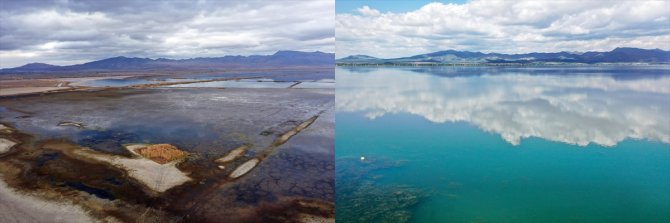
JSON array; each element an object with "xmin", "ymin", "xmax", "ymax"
[{"xmin": 360, "ymin": 156, "xmax": 365, "ymax": 161}]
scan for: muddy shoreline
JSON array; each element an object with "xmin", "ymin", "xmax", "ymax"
[
  {"xmin": 0, "ymin": 114, "xmax": 334, "ymax": 222},
  {"xmin": 0, "ymin": 85, "xmax": 334, "ymax": 222}
]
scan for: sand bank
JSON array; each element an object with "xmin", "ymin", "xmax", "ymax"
[
  {"xmin": 215, "ymin": 144, "xmax": 250, "ymax": 164},
  {"xmin": 229, "ymin": 158, "xmax": 259, "ymax": 179},
  {"xmin": 44, "ymin": 143, "xmax": 191, "ymax": 194}
]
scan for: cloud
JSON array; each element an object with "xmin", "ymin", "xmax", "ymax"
[
  {"xmin": 0, "ymin": 0, "xmax": 334, "ymax": 68},
  {"xmin": 356, "ymin": 6, "xmax": 380, "ymax": 17},
  {"xmin": 336, "ymin": 0, "xmax": 670, "ymax": 58},
  {"xmin": 336, "ymin": 67, "xmax": 670, "ymax": 147}
]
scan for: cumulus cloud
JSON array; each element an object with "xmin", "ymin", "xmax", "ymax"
[
  {"xmin": 336, "ymin": 67, "xmax": 670, "ymax": 147},
  {"xmin": 356, "ymin": 6, "xmax": 380, "ymax": 17},
  {"xmin": 336, "ymin": 0, "xmax": 670, "ymax": 58},
  {"xmin": 0, "ymin": 0, "xmax": 334, "ymax": 68}
]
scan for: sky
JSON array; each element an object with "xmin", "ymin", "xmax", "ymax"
[
  {"xmin": 336, "ymin": 0, "xmax": 467, "ymax": 13},
  {"xmin": 336, "ymin": 0, "xmax": 670, "ymax": 58},
  {"xmin": 0, "ymin": 0, "xmax": 334, "ymax": 68}
]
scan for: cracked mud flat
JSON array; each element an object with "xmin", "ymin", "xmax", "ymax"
[{"xmin": 0, "ymin": 87, "xmax": 334, "ymax": 222}]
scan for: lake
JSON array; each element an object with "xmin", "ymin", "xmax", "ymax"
[{"xmin": 335, "ymin": 66, "xmax": 670, "ymax": 223}]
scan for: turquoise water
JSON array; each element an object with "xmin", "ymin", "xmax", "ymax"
[{"xmin": 335, "ymin": 66, "xmax": 670, "ymax": 223}]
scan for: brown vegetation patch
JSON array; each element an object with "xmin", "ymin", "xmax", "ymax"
[{"xmin": 134, "ymin": 144, "xmax": 187, "ymax": 164}]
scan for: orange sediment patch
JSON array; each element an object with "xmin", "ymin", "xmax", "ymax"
[{"xmin": 134, "ymin": 144, "xmax": 187, "ymax": 164}]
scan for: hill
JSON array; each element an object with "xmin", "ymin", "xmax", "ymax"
[{"xmin": 336, "ymin": 48, "xmax": 670, "ymax": 65}]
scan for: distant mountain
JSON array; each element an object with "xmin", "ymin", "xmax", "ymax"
[
  {"xmin": 336, "ymin": 48, "xmax": 670, "ymax": 65},
  {"xmin": 10, "ymin": 62, "xmax": 60, "ymax": 71},
  {"xmin": 337, "ymin": 55, "xmax": 379, "ymax": 63},
  {"xmin": 1, "ymin": 50, "xmax": 334, "ymax": 74}
]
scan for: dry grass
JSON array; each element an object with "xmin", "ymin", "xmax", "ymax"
[{"xmin": 134, "ymin": 144, "xmax": 187, "ymax": 164}]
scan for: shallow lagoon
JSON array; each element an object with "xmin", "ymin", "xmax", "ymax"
[
  {"xmin": 72, "ymin": 78, "xmax": 160, "ymax": 87},
  {"xmin": 335, "ymin": 66, "xmax": 670, "ymax": 223},
  {"xmin": 0, "ymin": 87, "xmax": 335, "ymax": 221},
  {"xmin": 71, "ymin": 77, "xmax": 199, "ymax": 87},
  {"xmin": 170, "ymin": 80, "xmax": 296, "ymax": 88},
  {"xmin": 70, "ymin": 67, "xmax": 334, "ymax": 87}
]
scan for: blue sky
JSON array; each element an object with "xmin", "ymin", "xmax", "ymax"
[
  {"xmin": 336, "ymin": 0, "xmax": 670, "ymax": 58},
  {"xmin": 336, "ymin": 0, "xmax": 467, "ymax": 13}
]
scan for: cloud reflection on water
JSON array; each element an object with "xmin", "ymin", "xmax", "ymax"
[{"xmin": 336, "ymin": 67, "xmax": 670, "ymax": 147}]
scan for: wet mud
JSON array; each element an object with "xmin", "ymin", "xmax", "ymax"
[{"xmin": 0, "ymin": 86, "xmax": 334, "ymax": 222}]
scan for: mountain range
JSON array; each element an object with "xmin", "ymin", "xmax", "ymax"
[
  {"xmin": 336, "ymin": 47, "xmax": 670, "ymax": 65},
  {"xmin": 1, "ymin": 50, "xmax": 334, "ymax": 74}
]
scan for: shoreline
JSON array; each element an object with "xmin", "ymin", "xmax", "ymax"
[
  {"xmin": 0, "ymin": 93, "xmax": 335, "ymax": 222},
  {"xmin": 0, "ymin": 174, "xmax": 99, "ymax": 223}
]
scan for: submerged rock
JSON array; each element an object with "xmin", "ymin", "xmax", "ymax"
[
  {"xmin": 336, "ymin": 157, "xmax": 422, "ymax": 223},
  {"xmin": 338, "ymin": 182, "xmax": 420, "ymax": 223}
]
